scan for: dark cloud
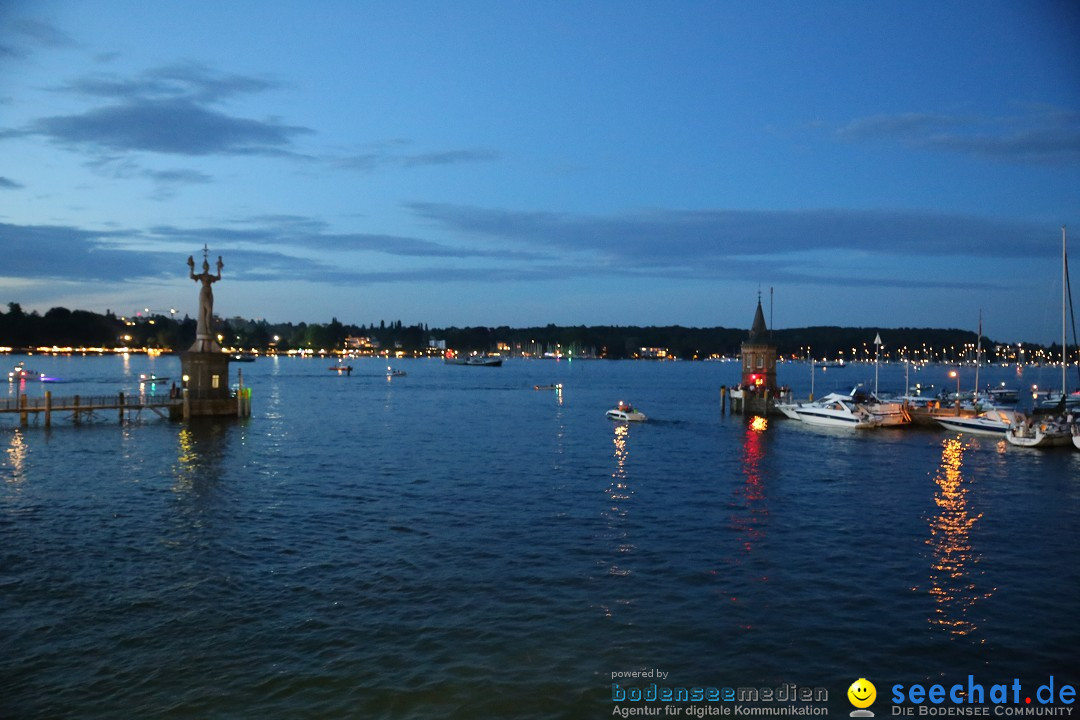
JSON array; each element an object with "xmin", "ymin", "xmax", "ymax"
[
  {"xmin": 336, "ymin": 147, "xmax": 500, "ymax": 171},
  {"xmin": 0, "ymin": 205, "xmax": 1039, "ymax": 294},
  {"xmin": 0, "ymin": 17, "xmax": 78, "ymax": 58},
  {"xmin": 405, "ymin": 203, "xmax": 1052, "ymax": 266},
  {"xmin": 147, "ymin": 220, "xmax": 539, "ymax": 260},
  {"xmin": 837, "ymin": 109, "xmax": 1080, "ymax": 164},
  {"xmin": 0, "ymin": 176, "xmax": 24, "ymax": 189},
  {"xmin": 0, "ymin": 222, "xmax": 163, "ymax": 281},
  {"xmin": 28, "ymin": 98, "xmax": 311, "ymax": 156},
  {"xmin": 57, "ymin": 62, "xmax": 278, "ymax": 104},
  {"xmin": 0, "ymin": 63, "xmax": 309, "ymax": 160}
]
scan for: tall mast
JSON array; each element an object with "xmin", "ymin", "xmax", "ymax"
[
  {"xmin": 1064, "ymin": 226, "xmax": 1068, "ymax": 397},
  {"xmin": 974, "ymin": 309, "xmax": 981, "ymax": 397}
]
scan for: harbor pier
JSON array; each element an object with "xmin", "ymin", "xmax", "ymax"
[{"xmin": 1, "ymin": 392, "xmax": 180, "ymax": 427}]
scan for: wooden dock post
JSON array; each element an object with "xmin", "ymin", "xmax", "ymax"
[
  {"xmin": 45, "ymin": 391, "xmax": 52, "ymax": 428},
  {"xmin": 720, "ymin": 385, "xmax": 727, "ymax": 415},
  {"xmin": 19, "ymin": 394, "xmax": 28, "ymax": 427},
  {"xmin": 118, "ymin": 392, "xmax": 125, "ymax": 423},
  {"xmin": 182, "ymin": 387, "xmax": 190, "ymax": 421},
  {"xmin": 73, "ymin": 395, "xmax": 80, "ymax": 425}
]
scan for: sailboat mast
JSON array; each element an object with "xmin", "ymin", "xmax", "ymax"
[
  {"xmin": 975, "ymin": 309, "xmax": 981, "ymax": 397},
  {"xmin": 1063, "ymin": 226, "xmax": 1068, "ymax": 397}
]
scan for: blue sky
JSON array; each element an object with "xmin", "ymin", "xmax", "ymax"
[{"xmin": 2, "ymin": 1, "xmax": 1079, "ymax": 343}]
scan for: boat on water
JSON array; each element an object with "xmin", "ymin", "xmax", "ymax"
[
  {"xmin": 138, "ymin": 373, "xmax": 170, "ymax": 383},
  {"xmin": 606, "ymin": 401, "xmax": 646, "ymax": 422},
  {"xmin": 789, "ymin": 392, "xmax": 883, "ymax": 428},
  {"xmin": 329, "ymin": 363, "xmax": 352, "ymax": 374},
  {"xmin": 1005, "ymin": 414, "xmax": 1072, "ymax": 448},
  {"xmin": 444, "ymin": 351, "xmax": 502, "ymax": 367},
  {"xmin": 1073, "ymin": 424, "xmax": 1080, "ymax": 450},
  {"xmin": 937, "ymin": 408, "xmax": 1017, "ymax": 436},
  {"xmin": 8, "ymin": 362, "xmax": 41, "ymax": 381},
  {"xmin": 386, "ymin": 366, "xmax": 406, "ymax": 377},
  {"xmin": 534, "ymin": 383, "xmax": 562, "ymax": 391},
  {"xmin": 1009, "ymin": 227, "xmax": 1079, "ymax": 448},
  {"xmin": 232, "ymin": 353, "xmax": 256, "ymax": 362}
]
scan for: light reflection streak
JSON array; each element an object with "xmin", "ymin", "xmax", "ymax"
[
  {"xmin": 6, "ymin": 430, "xmax": 27, "ymax": 484},
  {"xmin": 721, "ymin": 418, "xmax": 771, "ymax": 627},
  {"xmin": 925, "ymin": 436, "xmax": 991, "ymax": 637},
  {"xmin": 173, "ymin": 427, "xmax": 197, "ymax": 495},
  {"xmin": 731, "ymin": 419, "xmax": 769, "ymax": 554},
  {"xmin": 605, "ymin": 422, "xmax": 634, "ymax": 582}
]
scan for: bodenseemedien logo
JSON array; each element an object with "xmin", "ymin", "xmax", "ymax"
[{"xmin": 849, "ymin": 678, "xmax": 877, "ymax": 717}]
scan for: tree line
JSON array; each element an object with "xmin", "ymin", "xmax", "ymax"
[{"xmin": 0, "ymin": 302, "xmax": 1072, "ymax": 362}]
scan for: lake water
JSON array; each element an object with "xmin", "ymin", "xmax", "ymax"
[{"xmin": 2, "ymin": 355, "xmax": 1078, "ymax": 719}]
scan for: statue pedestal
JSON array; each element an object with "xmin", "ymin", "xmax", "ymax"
[{"xmin": 178, "ymin": 351, "xmax": 238, "ymax": 418}]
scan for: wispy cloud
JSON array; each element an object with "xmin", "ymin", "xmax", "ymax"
[
  {"xmin": 57, "ymin": 62, "xmax": 278, "ymax": 103},
  {"xmin": 27, "ymin": 97, "xmax": 311, "ymax": 156},
  {"xmin": 0, "ymin": 17, "xmax": 78, "ymax": 59},
  {"xmin": 2, "ymin": 62, "xmax": 311, "ymax": 158},
  {"xmin": 406, "ymin": 203, "xmax": 1051, "ymax": 265},
  {"xmin": 0, "ymin": 205, "xmax": 1054, "ymax": 294},
  {"xmin": 837, "ymin": 109, "xmax": 1080, "ymax": 165},
  {"xmin": 0, "ymin": 176, "xmax": 24, "ymax": 190},
  {"xmin": 335, "ymin": 146, "xmax": 500, "ymax": 172},
  {"xmin": 147, "ymin": 219, "xmax": 539, "ymax": 260}
]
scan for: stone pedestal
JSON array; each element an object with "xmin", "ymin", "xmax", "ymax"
[{"xmin": 179, "ymin": 351, "xmax": 237, "ymax": 418}]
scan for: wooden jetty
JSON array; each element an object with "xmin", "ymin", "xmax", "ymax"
[{"xmin": 0, "ymin": 392, "xmax": 180, "ymax": 427}]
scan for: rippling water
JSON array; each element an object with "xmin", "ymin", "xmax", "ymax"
[{"xmin": 2, "ymin": 356, "xmax": 1078, "ymax": 718}]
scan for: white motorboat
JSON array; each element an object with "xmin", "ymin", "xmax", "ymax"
[
  {"xmin": 444, "ymin": 351, "xmax": 502, "ymax": 366},
  {"xmin": 8, "ymin": 362, "xmax": 41, "ymax": 382},
  {"xmin": 386, "ymin": 366, "xmax": 406, "ymax": 377},
  {"xmin": 791, "ymin": 392, "xmax": 883, "ymax": 428},
  {"xmin": 865, "ymin": 395, "xmax": 911, "ymax": 426},
  {"xmin": 774, "ymin": 402, "xmax": 802, "ymax": 420},
  {"xmin": 1005, "ymin": 414, "xmax": 1072, "ymax": 448},
  {"xmin": 1072, "ymin": 424, "xmax": 1080, "ymax": 450},
  {"xmin": 607, "ymin": 401, "xmax": 646, "ymax": 422},
  {"xmin": 937, "ymin": 409, "xmax": 1016, "ymax": 436}
]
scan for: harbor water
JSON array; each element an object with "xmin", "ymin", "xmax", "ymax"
[{"xmin": 2, "ymin": 355, "xmax": 1078, "ymax": 719}]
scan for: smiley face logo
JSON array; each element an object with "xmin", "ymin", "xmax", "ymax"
[{"xmin": 848, "ymin": 678, "xmax": 876, "ymax": 709}]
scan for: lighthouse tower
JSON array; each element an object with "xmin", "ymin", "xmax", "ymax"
[{"xmin": 740, "ymin": 297, "xmax": 777, "ymax": 395}]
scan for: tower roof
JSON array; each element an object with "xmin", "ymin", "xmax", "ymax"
[{"xmin": 747, "ymin": 299, "xmax": 768, "ymax": 343}]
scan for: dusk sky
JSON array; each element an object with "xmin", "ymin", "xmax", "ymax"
[{"xmin": 2, "ymin": 1, "xmax": 1079, "ymax": 343}]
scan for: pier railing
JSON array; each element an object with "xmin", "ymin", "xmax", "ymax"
[{"xmin": 0, "ymin": 394, "xmax": 178, "ymax": 412}]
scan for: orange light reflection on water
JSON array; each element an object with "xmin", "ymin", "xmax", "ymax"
[
  {"xmin": 926, "ymin": 435, "xmax": 992, "ymax": 638},
  {"xmin": 605, "ymin": 422, "xmax": 634, "ymax": 582},
  {"xmin": 6, "ymin": 429, "xmax": 27, "ymax": 484}
]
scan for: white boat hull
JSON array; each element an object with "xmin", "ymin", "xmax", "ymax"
[
  {"xmin": 607, "ymin": 410, "xmax": 646, "ymax": 422},
  {"xmin": 937, "ymin": 410, "xmax": 1015, "ymax": 437},
  {"xmin": 793, "ymin": 409, "xmax": 880, "ymax": 428},
  {"xmin": 774, "ymin": 403, "xmax": 802, "ymax": 420},
  {"xmin": 1005, "ymin": 422, "xmax": 1072, "ymax": 448}
]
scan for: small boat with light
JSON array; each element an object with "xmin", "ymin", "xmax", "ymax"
[
  {"xmin": 330, "ymin": 362, "xmax": 352, "ymax": 374},
  {"xmin": 606, "ymin": 401, "xmax": 646, "ymax": 422},
  {"xmin": 8, "ymin": 362, "xmax": 41, "ymax": 382},
  {"xmin": 534, "ymin": 383, "xmax": 562, "ymax": 391},
  {"xmin": 386, "ymin": 366, "xmax": 406, "ymax": 377},
  {"xmin": 139, "ymin": 373, "xmax": 170, "ymax": 383}
]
